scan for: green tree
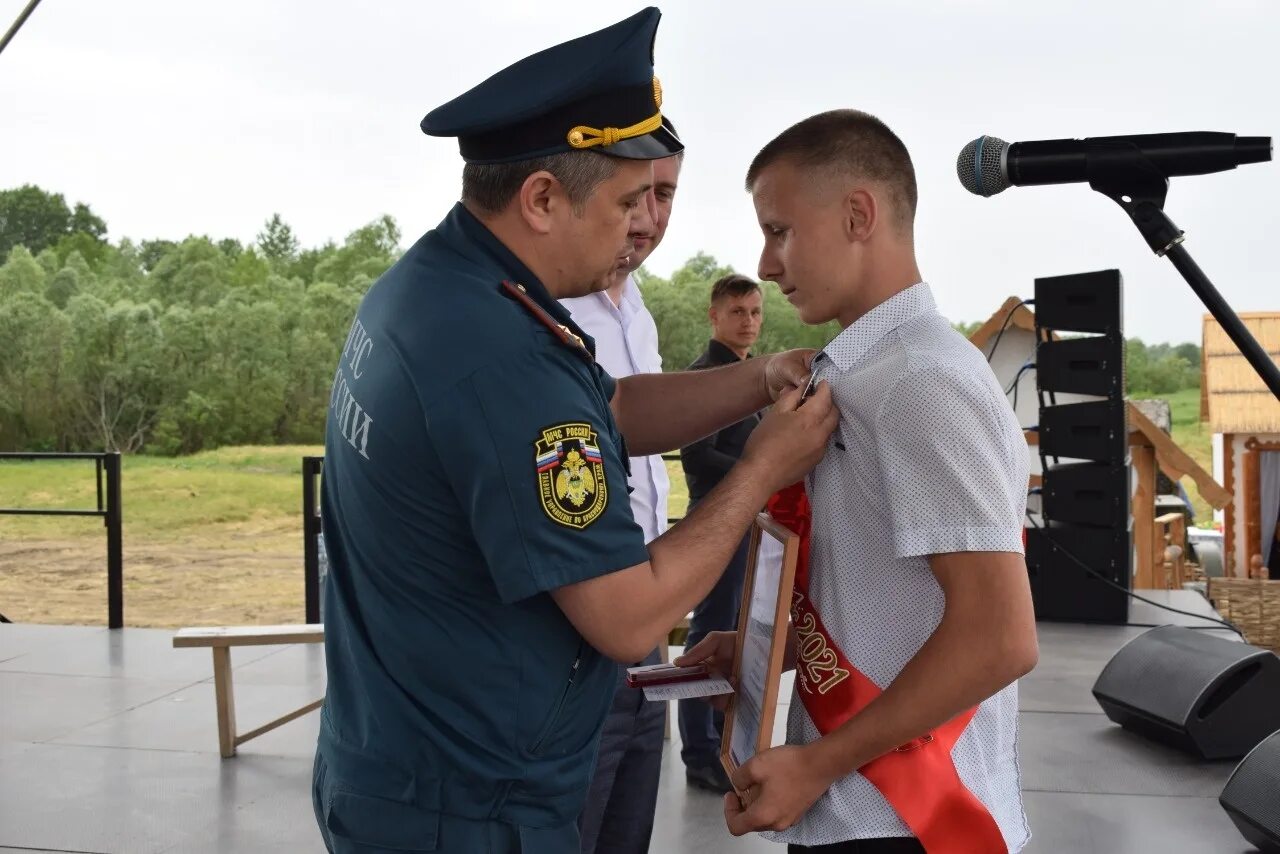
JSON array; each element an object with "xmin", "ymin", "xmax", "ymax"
[
  {"xmin": 256, "ymin": 213, "xmax": 299, "ymax": 264},
  {"xmin": 0, "ymin": 291, "xmax": 72, "ymax": 449},
  {"xmin": 0, "ymin": 185, "xmax": 106, "ymax": 257},
  {"xmin": 45, "ymin": 267, "xmax": 80, "ymax": 309},
  {"xmin": 54, "ymin": 230, "xmax": 110, "ymax": 271},
  {"xmin": 139, "ymin": 239, "xmax": 178, "ymax": 273},
  {"xmin": 312, "ymin": 216, "xmax": 401, "ymax": 291},
  {"xmin": 145, "ymin": 237, "xmax": 231, "ymax": 307},
  {"xmin": 64, "ymin": 295, "xmax": 167, "ymax": 452},
  {"xmin": 0, "ymin": 246, "xmax": 48, "ymax": 297}
]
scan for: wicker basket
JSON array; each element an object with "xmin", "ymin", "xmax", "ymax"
[{"xmin": 1208, "ymin": 577, "xmax": 1280, "ymax": 652}]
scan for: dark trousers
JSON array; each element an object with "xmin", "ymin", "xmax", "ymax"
[
  {"xmin": 678, "ymin": 504, "xmax": 751, "ymax": 769},
  {"xmin": 788, "ymin": 838, "xmax": 925, "ymax": 853},
  {"xmin": 578, "ymin": 648, "xmax": 665, "ymax": 854}
]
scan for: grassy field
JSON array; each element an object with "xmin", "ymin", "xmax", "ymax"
[
  {"xmin": 0, "ymin": 447, "xmax": 322, "ymax": 627},
  {"xmin": 0, "ymin": 392, "xmax": 1209, "ymax": 628}
]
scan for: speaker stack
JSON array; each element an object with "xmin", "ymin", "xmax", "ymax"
[{"xmin": 1025, "ymin": 269, "xmax": 1133, "ymax": 624}]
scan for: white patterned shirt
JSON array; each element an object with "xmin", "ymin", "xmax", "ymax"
[
  {"xmin": 560, "ymin": 277, "xmax": 669, "ymax": 544},
  {"xmin": 769, "ymin": 283, "xmax": 1031, "ymax": 851}
]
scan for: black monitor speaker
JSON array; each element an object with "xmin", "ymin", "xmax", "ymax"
[{"xmin": 1092, "ymin": 625, "xmax": 1280, "ymax": 760}]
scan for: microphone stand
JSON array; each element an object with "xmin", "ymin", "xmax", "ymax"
[{"xmin": 1086, "ymin": 149, "xmax": 1280, "ymax": 402}]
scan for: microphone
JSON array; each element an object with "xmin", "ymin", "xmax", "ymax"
[{"xmin": 957, "ymin": 132, "xmax": 1271, "ymax": 197}]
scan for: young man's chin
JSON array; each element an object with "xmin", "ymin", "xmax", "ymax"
[{"xmin": 796, "ymin": 305, "xmax": 834, "ymax": 327}]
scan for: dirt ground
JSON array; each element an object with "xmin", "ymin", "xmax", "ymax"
[{"xmin": 0, "ymin": 531, "xmax": 306, "ymax": 628}]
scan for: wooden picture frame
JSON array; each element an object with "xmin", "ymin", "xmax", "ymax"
[{"xmin": 720, "ymin": 512, "xmax": 800, "ymax": 793}]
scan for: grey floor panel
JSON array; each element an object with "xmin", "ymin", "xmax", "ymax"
[
  {"xmin": 50, "ymin": 680, "xmax": 324, "ymax": 758},
  {"xmin": 1018, "ymin": 711, "xmax": 1238, "ymax": 797},
  {"xmin": 650, "ymin": 743, "xmax": 776, "ymax": 854},
  {"xmin": 1018, "ymin": 671, "xmax": 1104, "ymax": 715},
  {"xmin": 1022, "ymin": 791, "xmax": 1250, "ymax": 854},
  {"xmin": 0, "ymin": 623, "xmax": 108, "ymax": 664},
  {"xmin": 223, "ymin": 642, "xmax": 328, "ymax": 688},
  {"xmin": 1, "ymin": 671, "xmax": 191, "ymax": 743},
  {"xmin": 1020, "ymin": 628, "xmax": 1117, "ymax": 714},
  {"xmin": 1129, "ymin": 590, "xmax": 1242, "ymax": 638},
  {"xmin": 1, "ymin": 627, "xmax": 276, "ymax": 682},
  {"xmin": 0, "ymin": 741, "xmax": 308, "ymax": 854},
  {"xmin": 2, "ymin": 609, "xmax": 1263, "ymax": 854}
]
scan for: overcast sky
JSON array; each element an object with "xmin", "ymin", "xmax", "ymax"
[{"xmin": 3, "ymin": 0, "xmax": 1276, "ymax": 343}]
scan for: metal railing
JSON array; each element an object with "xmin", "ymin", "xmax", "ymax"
[
  {"xmin": 0, "ymin": 452, "xmax": 123, "ymax": 628},
  {"xmin": 302, "ymin": 456, "xmax": 324, "ymax": 624}
]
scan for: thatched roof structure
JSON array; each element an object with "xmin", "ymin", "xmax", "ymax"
[{"xmin": 1201, "ymin": 313, "xmax": 1280, "ymax": 434}]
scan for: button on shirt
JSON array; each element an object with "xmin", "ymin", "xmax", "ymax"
[
  {"xmin": 770, "ymin": 283, "xmax": 1031, "ymax": 851},
  {"xmin": 561, "ymin": 278, "xmax": 669, "ymax": 544}
]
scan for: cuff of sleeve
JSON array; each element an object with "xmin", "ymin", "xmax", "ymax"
[
  {"xmin": 497, "ymin": 543, "xmax": 652, "ymax": 604},
  {"xmin": 893, "ymin": 526, "xmax": 1026, "ymax": 559}
]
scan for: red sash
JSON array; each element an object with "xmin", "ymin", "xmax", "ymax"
[{"xmin": 767, "ymin": 483, "xmax": 1007, "ymax": 854}]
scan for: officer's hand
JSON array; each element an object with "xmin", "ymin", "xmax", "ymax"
[
  {"xmin": 763, "ymin": 349, "xmax": 817, "ymax": 401},
  {"xmin": 740, "ymin": 381, "xmax": 838, "ymax": 492},
  {"xmin": 675, "ymin": 631, "xmax": 738, "ymax": 710}
]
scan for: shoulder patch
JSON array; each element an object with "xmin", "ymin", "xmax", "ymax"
[{"xmin": 535, "ymin": 422, "xmax": 608, "ymax": 529}]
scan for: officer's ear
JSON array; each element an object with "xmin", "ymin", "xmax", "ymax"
[{"xmin": 518, "ymin": 170, "xmax": 564, "ymax": 235}]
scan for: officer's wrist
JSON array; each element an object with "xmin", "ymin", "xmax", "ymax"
[{"xmin": 727, "ymin": 457, "xmax": 780, "ymax": 507}]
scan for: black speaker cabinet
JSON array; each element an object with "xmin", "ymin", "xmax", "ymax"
[
  {"xmin": 1036, "ymin": 334, "xmax": 1126, "ymax": 397},
  {"xmin": 1093, "ymin": 625, "xmax": 1280, "ymax": 759},
  {"xmin": 1039, "ymin": 399, "xmax": 1129, "ymax": 465},
  {"xmin": 1042, "ymin": 461, "xmax": 1131, "ymax": 528},
  {"xmin": 1220, "ymin": 729, "xmax": 1280, "ymax": 852},
  {"xmin": 1034, "ymin": 269, "xmax": 1123, "ymax": 335},
  {"xmin": 1027, "ymin": 522, "xmax": 1131, "ymax": 624}
]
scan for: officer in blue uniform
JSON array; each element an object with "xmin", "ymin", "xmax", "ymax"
[{"xmin": 312, "ymin": 8, "xmax": 838, "ymax": 853}]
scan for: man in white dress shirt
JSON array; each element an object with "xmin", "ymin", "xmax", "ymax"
[
  {"xmin": 560, "ymin": 118, "xmax": 683, "ymax": 854},
  {"xmin": 680, "ymin": 110, "xmax": 1039, "ymax": 854}
]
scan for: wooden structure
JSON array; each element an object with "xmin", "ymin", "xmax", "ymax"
[
  {"xmin": 1202, "ymin": 312, "xmax": 1280, "ymax": 578},
  {"xmin": 173, "ymin": 624, "xmax": 324, "ymax": 758}
]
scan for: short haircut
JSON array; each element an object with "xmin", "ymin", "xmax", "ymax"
[
  {"xmin": 461, "ymin": 150, "xmax": 620, "ymax": 215},
  {"xmin": 710, "ymin": 273, "xmax": 760, "ymax": 304},
  {"xmin": 745, "ymin": 109, "xmax": 917, "ymax": 229}
]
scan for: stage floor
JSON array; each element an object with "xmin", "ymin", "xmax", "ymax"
[{"xmin": 0, "ymin": 591, "xmax": 1257, "ymax": 853}]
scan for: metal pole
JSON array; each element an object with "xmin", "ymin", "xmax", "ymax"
[
  {"xmin": 302, "ymin": 457, "xmax": 321, "ymax": 624},
  {"xmin": 1164, "ymin": 243, "xmax": 1280, "ymax": 402},
  {"xmin": 105, "ymin": 452, "xmax": 123, "ymax": 629},
  {"xmin": 0, "ymin": 0, "xmax": 44, "ymax": 58}
]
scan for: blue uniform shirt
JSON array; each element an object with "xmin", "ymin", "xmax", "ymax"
[{"xmin": 316, "ymin": 203, "xmax": 650, "ymax": 842}]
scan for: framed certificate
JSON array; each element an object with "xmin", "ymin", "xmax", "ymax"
[{"xmin": 721, "ymin": 512, "xmax": 799, "ymax": 791}]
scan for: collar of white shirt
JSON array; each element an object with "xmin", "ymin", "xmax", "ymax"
[
  {"xmin": 820, "ymin": 281, "xmax": 934, "ymax": 371},
  {"xmin": 588, "ymin": 275, "xmax": 643, "ymax": 326}
]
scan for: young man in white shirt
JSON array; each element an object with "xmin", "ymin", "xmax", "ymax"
[
  {"xmin": 679, "ymin": 110, "xmax": 1038, "ymax": 853},
  {"xmin": 560, "ymin": 118, "xmax": 683, "ymax": 854}
]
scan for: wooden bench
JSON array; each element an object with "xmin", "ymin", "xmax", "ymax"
[{"xmin": 173, "ymin": 624, "xmax": 325, "ymax": 758}]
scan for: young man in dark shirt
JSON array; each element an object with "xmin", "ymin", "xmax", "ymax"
[{"xmin": 677, "ymin": 273, "xmax": 765, "ymax": 792}]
